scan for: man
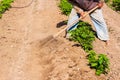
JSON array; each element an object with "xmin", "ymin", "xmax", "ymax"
[{"xmin": 66, "ymin": 0, "xmax": 109, "ymax": 44}]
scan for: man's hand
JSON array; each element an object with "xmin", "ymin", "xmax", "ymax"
[
  {"xmin": 98, "ymin": 2, "xmax": 104, "ymax": 8},
  {"xmin": 74, "ymin": 6, "xmax": 86, "ymax": 18},
  {"xmin": 78, "ymin": 11, "xmax": 86, "ymax": 18}
]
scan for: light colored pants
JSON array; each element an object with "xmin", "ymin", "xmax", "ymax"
[{"xmin": 67, "ymin": 8, "xmax": 109, "ymax": 41}]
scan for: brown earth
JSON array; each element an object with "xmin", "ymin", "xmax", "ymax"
[{"xmin": 0, "ymin": 0, "xmax": 120, "ymax": 80}]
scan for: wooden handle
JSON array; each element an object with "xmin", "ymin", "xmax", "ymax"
[{"xmin": 54, "ymin": 6, "xmax": 99, "ymax": 38}]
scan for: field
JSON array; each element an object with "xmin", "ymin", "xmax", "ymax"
[{"xmin": 0, "ymin": 0, "xmax": 120, "ymax": 80}]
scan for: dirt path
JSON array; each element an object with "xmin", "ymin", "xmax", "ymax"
[
  {"xmin": 0, "ymin": 0, "xmax": 66, "ymax": 80},
  {"xmin": 0, "ymin": 0, "xmax": 120, "ymax": 80}
]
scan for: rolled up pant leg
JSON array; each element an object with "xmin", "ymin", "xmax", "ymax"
[
  {"xmin": 90, "ymin": 9, "xmax": 109, "ymax": 41},
  {"xmin": 67, "ymin": 8, "xmax": 80, "ymax": 31}
]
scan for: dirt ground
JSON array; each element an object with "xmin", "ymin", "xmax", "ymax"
[{"xmin": 0, "ymin": 0, "xmax": 120, "ymax": 80}]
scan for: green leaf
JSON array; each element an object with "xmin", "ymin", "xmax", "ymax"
[
  {"xmin": 0, "ymin": 0, "xmax": 14, "ymax": 18},
  {"xmin": 91, "ymin": 63, "xmax": 98, "ymax": 67},
  {"xmin": 96, "ymin": 70, "xmax": 102, "ymax": 76},
  {"xmin": 87, "ymin": 51, "xmax": 110, "ymax": 76},
  {"xmin": 59, "ymin": 0, "xmax": 73, "ymax": 15}
]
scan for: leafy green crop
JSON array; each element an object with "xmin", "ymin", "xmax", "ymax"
[
  {"xmin": 104, "ymin": 0, "xmax": 110, "ymax": 3},
  {"xmin": 68, "ymin": 21, "xmax": 110, "ymax": 76},
  {"xmin": 69, "ymin": 21, "xmax": 95, "ymax": 52},
  {"xmin": 59, "ymin": 0, "xmax": 73, "ymax": 15},
  {"xmin": 0, "ymin": 0, "xmax": 14, "ymax": 18},
  {"xmin": 106, "ymin": 0, "xmax": 120, "ymax": 12},
  {"xmin": 88, "ymin": 50, "xmax": 110, "ymax": 76},
  {"xmin": 112, "ymin": 0, "xmax": 120, "ymax": 11}
]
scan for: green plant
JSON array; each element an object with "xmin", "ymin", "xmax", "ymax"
[
  {"xmin": 59, "ymin": 0, "xmax": 73, "ymax": 15},
  {"xmin": 104, "ymin": 0, "xmax": 110, "ymax": 3},
  {"xmin": 0, "ymin": 0, "xmax": 14, "ymax": 18},
  {"xmin": 69, "ymin": 21, "xmax": 95, "ymax": 52},
  {"xmin": 111, "ymin": 0, "xmax": 120, "ymax": 11},
  {"xmin": 88, "ymin": 50, "xmax": 110, "ymax": 76}
]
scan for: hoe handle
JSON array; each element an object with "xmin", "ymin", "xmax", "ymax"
[{"xmin": 54, "ymin": 6, "xmax": 99, "ymax": 38}]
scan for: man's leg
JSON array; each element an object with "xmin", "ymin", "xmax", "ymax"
[
  {"xmin": 90, "ymin": 9, "xmax": 109, "ymax": 42},
  {"xmin": 66, "ymin": 8, "xmax": 80, "ymax": 38},
  {"xmin": 67, "ymin": 8, "xmax": 80, "ymax": 31}
]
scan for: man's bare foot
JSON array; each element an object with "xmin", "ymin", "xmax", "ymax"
[{"xmin": 105, "ymin": 40, "xmax": 109, "ymax": 46}]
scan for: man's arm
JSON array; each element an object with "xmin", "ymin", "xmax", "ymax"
[
  {"xmin": 73, "ymin": 5, "xmax": 85, "ymax": 18},
  {"xmin": 98, "ymin": 0, "xmax": 104, "ymax": 8},
  {"xmin": 71, "ymin": 0, "xmax": 104, "ymax": 17},
  {"xmin": 100, "ymin": 0, "xmax": 104, "ymax": 2},
  {"xmin": 98, "ymin": 2, "xmax": 104, "ymax": 8}
]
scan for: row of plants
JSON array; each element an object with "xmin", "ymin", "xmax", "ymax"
[
  {"xmin": 88, "ymin": 50, "xmax": 109, "ymax": 75},
  {"xmin": 59, "ymin": 0, "xmax": 110, "ymax": 76},
  {"xmin": 106, "ymin": 0, "xmax": 120, "ymax": 12},
  {"xmin": 69, "ymin": 21, "xmax": 110, "ymax": 75},
  {"xmin": 69, "ymin": 21, "xmax": 95, "ymax": 52},
  {"xmin": 112, "ymin": 0, "xmax": 120, "ymax": 11},
  {"xmin": 0, "ymin": 0, "xmax": 14, "ymax": 18},
  {"xmin": 59, "ymin": 0, "xmax": 72, "ymax": 15}
]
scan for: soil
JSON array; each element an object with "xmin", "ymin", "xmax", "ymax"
[{"xmin": 0, "ymin": 0, "xmax": 120, "ymax": 80}]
